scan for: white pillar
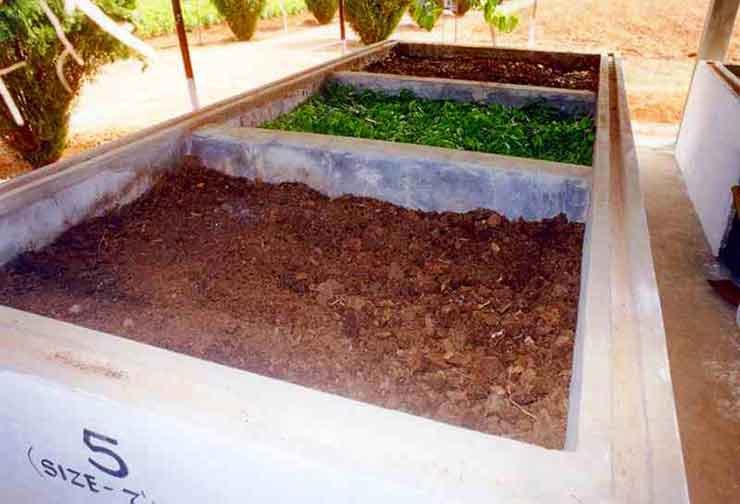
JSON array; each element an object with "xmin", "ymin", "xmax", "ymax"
[{"xmin": 697, "ymin": 0, "xmax": 740, "ymax": 61}]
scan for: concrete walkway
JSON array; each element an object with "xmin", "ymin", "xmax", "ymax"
[
  {"xmin": 70, "ymin": 22, "xmax": 356, "ymax": 136},
  {"xmin": 637, "ymin": 136, "xmax": 740, "ymax": 503}
]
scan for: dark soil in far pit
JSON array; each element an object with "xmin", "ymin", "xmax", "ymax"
[
  {"xmin": 0, "ymin": 159, "xmax": 584, "ymax": 448},
  {"xmin": 365, "ymin": 50, "xmax": 600, "ymax": 92}
]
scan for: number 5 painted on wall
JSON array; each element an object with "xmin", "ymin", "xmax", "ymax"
[{"xmin": 83, "ymin": 429, "xmax": 129, "ymax": 479}]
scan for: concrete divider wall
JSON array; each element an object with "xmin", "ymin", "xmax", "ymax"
[
  {"xmin": 396, "ymin": 41, "xmax": 601, "ymax": 72},
  {"xmin": 191, "ymin": 126, "xmax": 591, "ymax": 222},
  {"xmin": 330, "ymin": 71, "xmax": 597, "ymax": 118},
  {"xmin": 0, "ymin": 129, "xmax": 183, "ymax": 265},
  {"xmin": 0, "ymin": 41, "xmax": 397, "ymax": 268}
]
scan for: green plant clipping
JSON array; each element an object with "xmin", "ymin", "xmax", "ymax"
[
  {"xmin": 409, "ymin": 0, "xmax": 443, "ymax": 31},
  {"xmin": 263, "ymin": 84, "xmax": 595, "ymax": 165},
  {"xmin": 344, "ymin": 0, "xmax": 409, "ymax": 44},
  {"xmin": 305, "ymin": 0, "xmax": 338, "ymax": 24},
  {"xmin": 0, "ymin": 0, "xmax": 134, "ymax": 167},
  {"xmin": 211, "ymin": 0, "xmax": 267, "ymax": 40}
]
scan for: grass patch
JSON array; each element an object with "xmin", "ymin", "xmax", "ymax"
[
  {"xmin": 133, "ymin": 0, "xmax": 307, "ymax": 38},
  {"xmin": 262, "ymin": 84, "xmax": 595, "ymax": 165}
]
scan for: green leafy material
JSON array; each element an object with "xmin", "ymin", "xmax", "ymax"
[
  {"xmin": 263, "ymin": 84, "xmax": 595, "ymax": 165},
  {"xmin": 408, "ymin": 0, "xmax": 443, "ymax": 31}
]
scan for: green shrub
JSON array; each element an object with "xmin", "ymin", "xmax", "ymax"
[
  {"xmin": 305, "ymin": 0, "xmax": 338, "ymax": 24},
  {"xmin": 344, "ymin": 0, "xmax": 409, "ymax": 44},
  {"xmin": 212, "ymin": 0, "xmax": 267, "ymax": 40},
  {"xmin": 131, "ymin": 0, "xmax": 306, "ymax": 38},
  {"xmin": 408, "ymin": 0, "xmax": 442, "ymax": 31},
  {"xmin": 133, "ymin": 0, "xmax": 222, "ymax": 38},
  {"xmin": 262, "ymin": 0, "xmax": 306, "ymax": 19},
  {"xmin": 0, "ymin": 0, "xmax": 135, "ymax": 167}
]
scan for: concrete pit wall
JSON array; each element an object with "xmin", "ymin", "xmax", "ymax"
[
  {"xmin": 329, "ymin": 72, "xmax": 596, "ymax": 118},
  {"xmin": 0, "ymin": 42, "xmax": 396, "ymax": 267},
  {"xmin": 394, "ymin": 42, "xmax": 601, "ymax": 74},
  {"xmin": 0, "ymin": 46, "xmax": 690, "ymax": 503},
  {"xmin": 191, "ymin": 126, "xmax": 591, "ymax": 222}
]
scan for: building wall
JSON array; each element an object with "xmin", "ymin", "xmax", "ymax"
[{"xmin": 676, "ymin": 61, "xmax": 740, "ymax": 255}]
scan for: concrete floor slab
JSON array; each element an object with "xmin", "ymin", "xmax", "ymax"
[{"xmin": 639, "ymin": 145, "xmax": 740, "ymax": 503}]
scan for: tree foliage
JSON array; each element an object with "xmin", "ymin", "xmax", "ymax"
[
  {"xmin": 211, "ymin": 0, "xmax": 267, "ymax": 40},
  {"xmin": 344, "ymin": 0, "xmax": 409, "ymax": 44},
  {"xmin": 483, "ymin": 0, "xmax": 518, "ymax": 33},
  {"xmin": 305, "ymin": 0, "xmax": 338, "ymax": 24},
  {"xmin": 408, "ymin": 0, "xmax": 442, "ymax": 31},
  {"xmin": 0, "ymin": 0, "xmax": 135, "ymax": 167}
]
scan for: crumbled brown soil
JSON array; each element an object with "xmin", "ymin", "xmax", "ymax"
[
  {"xmin": 364, "ymin": 49, "xmax": 599, "ymax": 92},
  {"xmin": 0, "ymin": 159, "xmax": 584, "ymax": 448}
]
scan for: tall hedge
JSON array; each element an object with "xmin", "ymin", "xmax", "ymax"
[
  {"xmin": 212, "ymin": 0, "xmax": 267, "ymax": 41},
  {"xmin": 0, "ymin": 0, "xmax": 134, "ymax": 167},
  {"xmin": 408, "ymin": 0, "xmax": 443, "ymax": 31},
  {"xmin": 345, "ymin": 0, "xmax": 409, "ymax": 44},
  {"xmin": 305, "ymin": 0, "xmax": 338, "ymax": 24}
]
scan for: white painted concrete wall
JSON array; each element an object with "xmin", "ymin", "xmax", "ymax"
[
  {"xmin": 0, "ymin": 306, "xmax": 599, "ymax": 504},
  {"xmin": 676, "ymin": 62, "xmax": 740, "ymax": 255}
]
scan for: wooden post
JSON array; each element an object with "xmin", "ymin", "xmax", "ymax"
[
  {"xmin": 171, "ymin": 0, "xmax": 200, "ymax": 111},
  {"xmin": 338, "ymin": 0, "xmax": 346, "ymax": 43}
]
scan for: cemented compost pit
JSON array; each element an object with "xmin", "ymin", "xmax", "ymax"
[
  {"xmin": 364, "ymin": 46, "xmax": 600, "ymax": 92},
  {"xmin": 0, "ymin": 159, "xmax": 584, "ymax": 449}
]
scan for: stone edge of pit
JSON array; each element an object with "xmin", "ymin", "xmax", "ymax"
[
  {"xmin": 190, "ymin": 125, "xmax": 591, "ymax": 223},
  {"xmin": 330, "ymin": 71, "xmax": 597, "ymax": 118}
]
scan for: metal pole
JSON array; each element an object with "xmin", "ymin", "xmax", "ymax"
[
  {"xmin": 171, "ymin": 0, "xmax": 200, "ymax": 111},
  {"xmin": 528, "ymin": 0, "xmax": 538, "ymax": 48},
  {"xmin": 338, "ymin": 0, "xmax": 346, "ymax": 51},
  {"xmin": 280, "ymin": 0, "xmax": 288, "ymax": 33}
]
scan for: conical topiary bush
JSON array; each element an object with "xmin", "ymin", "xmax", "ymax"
[
  {"xmin": 212, "ymin": 0, "xmax": 267, "ymax": 41},
  {"xmin": 345, "ymin": 0, "xmax": 410, "ymax": 44},
  {"xmin": 306, "ymin": 0, "xmax": 339, "ymax": 24}
]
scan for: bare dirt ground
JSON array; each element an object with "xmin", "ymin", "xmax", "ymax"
[{"xmin": 1, "ymin": 0, "xmax": 739, "ymax": 180}]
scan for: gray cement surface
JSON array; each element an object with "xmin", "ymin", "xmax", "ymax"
[
  {"xmin": 191, "ymin": 126, "xmax": 591, "ymax": 221},
  {"xmin": 329, "ymin": 72, "xmax": 597, "ymax": 118},
  {"xmin": 639, "ymin": 145, "xmax": 740, "ymax": 504}
]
